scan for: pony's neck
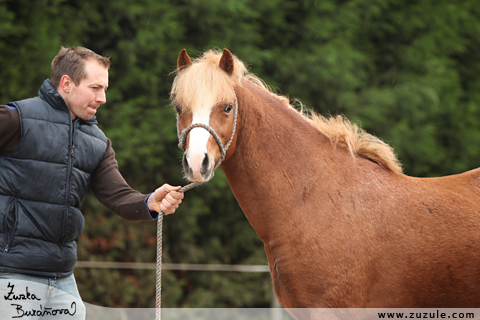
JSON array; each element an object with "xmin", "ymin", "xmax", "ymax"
[{"xmin": 221, "ymin": 81, "xmax": 350, "ymax": 242}]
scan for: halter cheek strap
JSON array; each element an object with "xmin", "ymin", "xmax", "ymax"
[{"xmin": 177, "ymin": 99, "xmax": 238, "ymax": 173}]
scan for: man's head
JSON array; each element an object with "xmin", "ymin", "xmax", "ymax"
[
  {"xmin": 51, "ymin": 46, "xmax": 111, "ymax": 120},
  {"xmin": 51, "ymin": 46, "xmax": 111, "ymax": 89}
]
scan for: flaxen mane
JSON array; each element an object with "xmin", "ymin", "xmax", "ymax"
[{"xmin": 171, "ymin": 50, "xmax": 403, "ymax": 173}]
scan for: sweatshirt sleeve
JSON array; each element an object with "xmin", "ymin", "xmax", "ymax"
[
  {"xmin": 0, "ymin": 105, "xmax": 21, "ymax": 156},
  {"xmin": 90, "ymin": 138, "xmax": 158, "ymax": 221}
]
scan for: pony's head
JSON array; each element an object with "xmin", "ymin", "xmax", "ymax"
[
  {"xmin": 171, "ymin": 49, "xmax": 243, "ymax": 183},
  {"xmin": 171, "ymin": 48, "xmax": 403, "ymax": 184}
]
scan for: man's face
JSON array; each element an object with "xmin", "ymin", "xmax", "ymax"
[{"xmin": 63, "ymin": 59, "xmax": 109, "ymax": 121}]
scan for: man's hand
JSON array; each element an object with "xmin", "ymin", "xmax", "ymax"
[{"xmin": 147, "ymin": 184, "xmax": 184, "ymax": 215}]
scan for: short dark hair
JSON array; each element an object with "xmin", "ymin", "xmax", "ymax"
[{"xmin": 50, "ymin": 46, "xmax": 111, "ymax": 89}]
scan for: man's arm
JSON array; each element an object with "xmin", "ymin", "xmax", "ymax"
[
  {"xmin": 0, "ymin": 105, "xmax": 21, "ymax": 156},
  {"xmin": 90, "ymin": 139, "xmax": 183, "ymax": 220}
]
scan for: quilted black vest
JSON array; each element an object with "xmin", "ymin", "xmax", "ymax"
[{"xmin": 0, "ymin": 79, "xmax": 107, "ymax": 277}]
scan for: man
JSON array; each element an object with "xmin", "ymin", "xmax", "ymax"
[{"xmin": 0, "ymin": 46, "xmax": 184, "ymax": 318}]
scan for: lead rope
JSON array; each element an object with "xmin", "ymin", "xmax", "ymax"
[
  {"xmin": 155, "ymin": 100, "xmax": 238, "ymax": 320},
  {"xmin": 156, "ymin": 182, "xmax": 199, "ymax": 320}
]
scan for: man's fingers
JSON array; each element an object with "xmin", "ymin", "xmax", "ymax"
[
  {"xmin": 158, "ymin": 187, "xmax": 183, "ymax": 215},
  {"xmin": 164, "ymin": 185, "xmax": 182, "ymax": 193},
  {"xmin": 160, "ymin": 199, "xmax": 181, "ymax": 215},
  {"xmin": 155, "ymin": 184, "xmax": 182, "ymax": 201},
  {"xmin": 147, "ymin": 184, "xmax": 184, "ymax": 215},
  {"xmin": 167, "ymin": 191, "xmax": 184, "ymax": 202}
]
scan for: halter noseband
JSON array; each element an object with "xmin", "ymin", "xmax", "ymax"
[{"xmin": 177, "ymin": 99, "xmax": 238, "ymax": 173}]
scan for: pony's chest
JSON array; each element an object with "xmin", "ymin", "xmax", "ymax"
[{"xmin": 267, "ymin": 250, "xmax": 324, "ymax": 308}]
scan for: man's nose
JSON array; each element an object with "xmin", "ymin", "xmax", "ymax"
[{"xmin": 96, "ymin": 90, "xmax": 107, "ymax": 104}]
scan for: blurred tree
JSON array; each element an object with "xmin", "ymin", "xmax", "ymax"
[
  {"xmin": 0, "ymin": 0, "xmax": 82, "ymax": 101},
  {"xmin": 1, "ymin": 0, "xmax": 479, "ymax": 309}
]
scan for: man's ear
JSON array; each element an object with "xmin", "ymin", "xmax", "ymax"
[{"xmin": 59, "ymin": 75, "xmax": 73, "ymax": 93}]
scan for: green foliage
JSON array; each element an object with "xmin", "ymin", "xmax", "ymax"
[{"xmin": 1, "ymin": 0, "xmax": 480, "ymax": 308}]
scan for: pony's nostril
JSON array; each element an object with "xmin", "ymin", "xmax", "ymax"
[
  {"xmin": 182, "ymin": 152, "xmax": 188, "ymax": 169},
  {"xmin": 201, "ymin": 152, "xmax": 209, "ymax": 176},
  {"xmin": 183, "ymin": 152, "xmax": 193, "ymax": 177}
]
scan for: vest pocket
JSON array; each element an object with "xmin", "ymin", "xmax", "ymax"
[{"xmin": 3, "ymin": 198, "xmax": 18, "ymax": 253}]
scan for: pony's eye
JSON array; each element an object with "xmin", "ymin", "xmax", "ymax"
[
  {"xmin": 224, "ymin": 104, "xmax": 233, "ymax": 113},
  {"xmin": 175, "ymin": 105, "xmax": 182, "ymax": 115}
]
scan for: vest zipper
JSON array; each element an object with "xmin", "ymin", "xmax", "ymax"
[{"xmin": 61, "ymin": 119, "xmax": 76, "ymax": 243}]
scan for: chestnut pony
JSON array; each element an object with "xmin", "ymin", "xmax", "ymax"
[{"xmin": 171, "ymin": 49, "xmax": 480, "ymax": 309}]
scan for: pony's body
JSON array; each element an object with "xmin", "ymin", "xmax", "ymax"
[{"xmin": 172, "ymin": 49, "xmax": 480, "ymax": 309}]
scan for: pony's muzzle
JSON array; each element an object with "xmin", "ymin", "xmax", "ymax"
[{"xmin": 182, "ymin": 150, "xmax": 213, "ymax": 182}]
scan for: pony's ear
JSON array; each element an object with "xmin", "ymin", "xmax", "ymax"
[
  {"xmin": 219, "ymin": 49, "xmax": 234, "ymax": 76},
  {"xmin": 178, "ymin": 49, "xmax": 192, "ymax": 72}
]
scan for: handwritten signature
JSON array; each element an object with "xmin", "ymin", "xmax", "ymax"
[
  {"xmin": 10, "ymin": 303, "xmax": 77, "ymax": 318},
  {"xmin": 4, "ymin": 282, "xmax": 40, "ymax": 301},
  {"xmin": 4, "ymin": 282, "xmax": 77, "ymax": 318}
]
